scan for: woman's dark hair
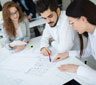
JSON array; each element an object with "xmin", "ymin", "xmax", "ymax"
[
  {"xmin": 66, "ymin": 0, "xmax": 96, "ymax": 56},
  {"xmin": 36, "ymin": 0, "xmax": 58, "ymax": 13},
  {"xmin": 78, "ymin": 33, "xmax": 88, "ymax": 56},
  {"xmin": 66, "ymin": 0, "xmax": 96, "ymax": 25}
]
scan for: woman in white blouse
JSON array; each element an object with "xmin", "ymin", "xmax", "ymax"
[
  {"xmin": 54, "ymin": 0, "xmax": 96, "ymax": 83},
  {"xmin": 2, "ymin": 1, "xmax": 30, "ymax": 52}
]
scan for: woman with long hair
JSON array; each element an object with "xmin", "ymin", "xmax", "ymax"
[
  {"xmin": 57, "ymin": 0, "xmax": 96, "ymax": 83},
  {"xmin": 2, "ymin": 1, "xmax": 30, "ymax": 52}
]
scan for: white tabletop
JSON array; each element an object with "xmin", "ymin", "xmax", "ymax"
[
  {"xmin": 29, "ymin": 18, "xmax": 46, "ymax": 28},
  {"xmin": 0, "ymin": 36, "xmax": 92, "ymax": 85}
]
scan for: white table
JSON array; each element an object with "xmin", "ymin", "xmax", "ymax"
[
  {"xmin": 29, "ymin": 18, "xmax": 46, "ymax": 28},
  {"xmin": 0, "ymin": 36, "xmax": 92, "ymax": 85}
]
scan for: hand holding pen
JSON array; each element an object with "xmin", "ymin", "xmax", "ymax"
[
  {"xmin": 40, "ymin": 47, "xmax": 52, "ymax": 62},
  {"xmin": 45, "ymin": 48, "xmax": 51, "ymax": 62}
]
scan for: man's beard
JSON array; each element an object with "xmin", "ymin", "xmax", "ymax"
[{"xmin": 48, "ymin": 16, "xmax": 59, "ymax": 27}]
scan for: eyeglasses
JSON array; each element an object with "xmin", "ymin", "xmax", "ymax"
[
  {"xmin": 69, "ymin": 18, "xmax": 79, "ymax": 26},
  {"xmin": 10, "ymin": 10, "xmax": 18, "ymax": 16}
]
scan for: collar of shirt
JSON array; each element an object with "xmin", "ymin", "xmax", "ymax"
[
  {"xmin": 89, "ymin": 28, "xmax": 96, "ymax": 38},
  {"xmin": 92, "ymin": 28, "xmax": 96, "ymax": 37},
  {"xmin": 56, "ymin": 11, "xmax": 63, "ymax": 27}
]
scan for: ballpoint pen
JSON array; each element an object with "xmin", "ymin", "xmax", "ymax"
[
  {"xmin": 45, "ymin": 48, "xmax": 51, "ymax": 62},
  {"xmin": 48, "ymin": 51, "xmax": 51, "ymax": 62}
]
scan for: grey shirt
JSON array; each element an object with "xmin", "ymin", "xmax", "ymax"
[{"xmin": 3, "ymin": 18, "xmax": 30, "ymax": 49}]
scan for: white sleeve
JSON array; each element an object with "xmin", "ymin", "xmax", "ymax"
[
  {"xmin": 77, "ymin": 66, "xmax": 96, "ymax": 84},
  {"xmin": 69, "ymin": 50, "xmax": 80, "ymax": 57},
  {"xmin": 57, "ymin": 18, "xmax": 76, "ymax": 53},
  {"xmin": 81, "ymin": 39, "xmax": 92, "ymax": 58},
  {"xmin": 40, "ymin": 24, "xmax": 51, "ymax": 49},
  {"xmin": 69, "ymin": 39, "xmax": 92, "ymax": 58},
  {"xmin": 2, "ymin": 28, "xmax": 11, "ymax": 49}
]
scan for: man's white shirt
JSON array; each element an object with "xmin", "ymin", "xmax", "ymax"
[{"xmin": 40, "ymin": 11, "xmax": 80, "ymax": 53}]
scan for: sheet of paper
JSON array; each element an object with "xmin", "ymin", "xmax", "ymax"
[
  {"xmin": 41, "ymin": 69, "xmax": 75, "ymax": 85},
  {"xmin": 0, "ymin": 70, "xmax": 23, "ymax": 85},
  {"xmin": 0, "ymin": 51, "xmax": 39, "ymax": 72},
  {"xmin": 10, "ymin": 40, "xmax": 27, "ymax": 47},
  {"xmin": 0, "ymin": 46, "xmax": 89, "ymax": 85},
  {"xmin": 0, "ymin": 47, "xmax": 13, "ymax": 62},
  {"xmin": 0, "ymin": 74, "xmax": 17, "ymax": 85},
  {"xmin": 74, "ymin": 75, "xmax": 93, "ymax": 85},
  {"xmin": 26, "ymin": 53, "xmax": 56, "ymax": 76}
]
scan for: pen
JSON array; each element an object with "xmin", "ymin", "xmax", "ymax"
[
  {"xmin": 45, "ymin": 48, "xmax": 51, "ymax": 62},
  {"xmin": 48, "ymin": 52, "xmax": 51, "ymax": 62}
]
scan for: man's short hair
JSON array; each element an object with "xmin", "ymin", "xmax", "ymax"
[{"xmin": 36, "ymin": 0, "xmax": 59, "ymax": 13}]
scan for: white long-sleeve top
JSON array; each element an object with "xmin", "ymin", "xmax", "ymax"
[
  {"xmin": 71, "ymin": 28, "xmax": 96, "ymax": 84},
  {"xmin": 40, "ymin": 11, "xmax": 79, "ymax": 53}
]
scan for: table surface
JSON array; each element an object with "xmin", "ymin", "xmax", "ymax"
[
  {"xmin": 29, "ymin": 18, "xmax": 46, "ymax": 28},
  {"xmin": 0, "ymin": 36, "xmax": 92, "ymax": 85}
]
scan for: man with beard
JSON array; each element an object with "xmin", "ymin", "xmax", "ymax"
[{"xmin": 36, "ymin": 0, "xmax": 80, "ymax": 59}]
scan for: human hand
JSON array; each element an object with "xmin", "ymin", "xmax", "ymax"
[
  {"xmin": 53, "ymin": 52, "xmax": 69, "ymax": 62},
  {"xmin": 14, "ymin": 45, "xmax": 26, "ymax": 52},
  {"xmin": 23, "ymin": 40, "xmax": 30, "ymax": 43},
  {"xmin": 27, "ymin": 15, "xmax": 32, "ymax": 21},
  {"xmin": 40, "ymin": 47, "xmax": 52, "ymax": 56},
  {"xmin": 58, "ymin": 64, "xmax": 79, "ymax": 73},
  {"xmin": 10, "ymin": 40, "xmax": 27, "ymax": 47}
]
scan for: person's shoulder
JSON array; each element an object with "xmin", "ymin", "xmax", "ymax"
[
  {"xmin": 20, "ymin": 17, "xmax": 29, "ymax": 24},
  {"xmin": 61, "ymin": 10, "xmax": 66, "ymax": 14},
  {"xmin": 61, "ymin": 10, "xmax": 66, "ymax": 16},
  {"xmin": 45, "ymin": 23, "xmax": 51, "ymax": 29},
  {"xmin": 60, "ymin": 10, "xmax": 68, "ymax": 20},
  {"xmin": 59, "ymin": 11, "xmax": 68, "ymax": 24},
  {"xmin": 23, "ymin": 17, "xmax": 29, "ymax": 22}
]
